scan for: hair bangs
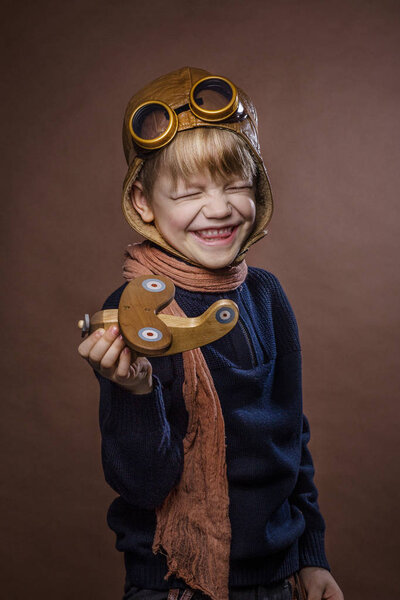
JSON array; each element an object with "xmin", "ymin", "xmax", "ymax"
[{"xmin": 139, "ymin": 128, "xmax": 257, "ymax": 199}]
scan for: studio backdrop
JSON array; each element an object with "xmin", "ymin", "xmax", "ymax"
[{"xmin": 1, "ymin": 1, "xmax": 399, "ymax": 598}]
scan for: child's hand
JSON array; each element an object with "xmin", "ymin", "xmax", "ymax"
[
  {"xmin": 299, "ymin": 567, "xmax": 344, "ymax": 600},
  {"xmin": 78, "ymin": 326, "xmax": 153, "ymax": 395}
]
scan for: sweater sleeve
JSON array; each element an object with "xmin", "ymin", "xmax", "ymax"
[
  {"xmin": 96, "ymin": 370, "xmax": 185, "ymax": 510},
  {"xmin": 93, "ymin": 283, "xmax": 186, "ymax": 510},
  {"xmin": 289, "ymin": 414, "xmax": 331, "ymax": 571},
  {"xmin": 266, "ymin": 270, "xmax": 330, "ymax": 571}
]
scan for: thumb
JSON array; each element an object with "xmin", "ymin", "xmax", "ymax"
[{"xmin": 306, "ymin": 582, "xmax": 325, "ymax": 600}]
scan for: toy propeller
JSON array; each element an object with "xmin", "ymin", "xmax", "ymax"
[{"xmin": 78, "ymin": 275, "xmax": 239, "ymax": 357}]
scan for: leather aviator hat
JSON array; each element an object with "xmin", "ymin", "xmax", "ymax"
[{"xmin": 121, "ymin": 66, "xmax": 273, "ymax": 266}]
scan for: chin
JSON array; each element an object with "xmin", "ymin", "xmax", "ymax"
[
  {"xmin": 200, "ymin": 255, "xmax": 237, "ymax": 270},
  {"xmin": 180, "ymin": 240, "xmax": 240, "ymax": 269}
]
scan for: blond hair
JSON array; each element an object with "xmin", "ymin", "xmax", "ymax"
[{"xmin": 138, "ymin": 127, "xmax": 258, "ymax": 199}]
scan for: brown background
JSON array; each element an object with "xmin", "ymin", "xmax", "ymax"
[{"xmin": 1, "ymin": 0, "xmax": 399, "ymax": 598}]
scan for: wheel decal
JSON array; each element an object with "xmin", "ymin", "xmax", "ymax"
[
  {"xmin": 141, "ymin": 278, "xmax": 166, "ymax": 292},
  {"xmin": 138, "ymin": 327, "xmax": 163, "ymax": 342},
  {"xmin": 215, "ymin": 306, "xmax": 235, "ymax": 324}
]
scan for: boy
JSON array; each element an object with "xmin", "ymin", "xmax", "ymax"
[{"xmin": 78, "ymin": 67, "xmax": 344, "ymax": 600}]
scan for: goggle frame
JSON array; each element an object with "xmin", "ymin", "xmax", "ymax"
[{"xmin": 128, "ymin": 75, "xmax": 241, "ymax": 151}]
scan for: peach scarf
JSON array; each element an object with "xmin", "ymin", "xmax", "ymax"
[{"xmin": 122, "ymin": 240, "xmax": 248, "ymax": 600}]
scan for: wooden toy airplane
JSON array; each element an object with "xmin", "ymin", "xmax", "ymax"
[{"xmin": 78, "ymin": 274, "xmax": 239, "ymax": 357}]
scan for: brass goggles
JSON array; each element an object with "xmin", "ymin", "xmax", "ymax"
[{"xmin": 128, "ymin": 76, "xmax": 245, "ymax": 151}]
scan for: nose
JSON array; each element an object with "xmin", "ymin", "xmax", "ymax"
[{"xmin": 201, "ymin": 190, "xmax": 232, "ymax": 219}]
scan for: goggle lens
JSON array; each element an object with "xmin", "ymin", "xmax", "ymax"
[
  {"xmin": 132, "ymin": 103, "xmax": 170, "ymax": 140},
  {"xmin": 129, "ymin": 101, "xmax": 178, "ymax": 150},
  {"xmin": 190, "ymin": 76, "xmax": 239, "ymax": 121},
  {"xmin": 193, "ymin": 78, "xmax": 233, "ymax": 111}
]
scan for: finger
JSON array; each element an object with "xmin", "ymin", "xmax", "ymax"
[
  {"xmin": 143, "ymin": 358, "xmax": 153, "ymax": 391},
  {"xmin": 131, "ymin": 356, "xmax": 145, "ymax": 378},
  {"xmin": 323, "ymin": 583, "xmax": 344, "ymax": 600},
  {"xmin": 307, "ymin": 585, "xmax": 325, "ymax": 600},
  {"xmin": 115, "ymin": 347, "xmax": 134, "ymax": 381},
  {"xmin": 87, "ymin": 325, "xmax": 121, "ymax": 369},
  {"xmin": 132, "ymin": 356, "xmax": 153, "ymax": 384},
  {"xmin": 132, "ymin": 356, "xmax": 149, "ymax": 373},
  {"xmin": 99, "ymin": 335, "xmax": 126, "ymax": 370},
  {"xmin": 78, "ymin": 328, "xmax": 105, "ymax": 359}
]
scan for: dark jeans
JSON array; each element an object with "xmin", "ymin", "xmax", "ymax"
[{"xmin": 122, "ymin": 574, "xmax": 306, "ymax": 600}]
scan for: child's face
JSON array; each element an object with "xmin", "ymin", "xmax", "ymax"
[{"xmin": 132, "ymin": 168, "xmax": 256, "ymax": 269}]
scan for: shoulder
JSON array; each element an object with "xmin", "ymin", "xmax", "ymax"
[
  {"xmin": 246, "ymin": 265, "xmax": 288, "ymax": 300},
  {"xmin": 246, "ymin": 265, "xmax": 294, "ymax": 316},
  {"xmin": 247, "ymin": 266, "xmax": 301, "ymax": 352},
  {"xmin": 101, "ymin": 282, "xmax": 129, "ymax": 310}
]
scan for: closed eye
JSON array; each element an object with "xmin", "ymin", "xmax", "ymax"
[
  {"xmin": 172, "ymin": 191, "xmax": 202, "ymax": 200},
  {"xmin": 226, "ymin": 185, "xmax": 252, "ymax": 191}
]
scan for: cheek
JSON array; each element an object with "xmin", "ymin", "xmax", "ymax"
[
  {"xmin": 166, "ymin": 207, "xmax": 195, "ymax": 231},
  {"xmin": 234, "ymin": 197, "xmax": 257, "ymax": 223},
  {"xmin": 247, "ymin": 196, "xmax": 257, "ymax": 223},
  {"xmin": 156, "ymin": 210, "xmax": 188, "ymax": 233},
  {"xmin": 167, "ymin": 215, "xmax": 186, "ymax": 230},
  {"xmin": 248, "ymin": 199, "xmax": 257, "ymax": 222}
]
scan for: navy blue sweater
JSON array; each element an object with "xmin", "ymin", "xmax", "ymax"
[{"xmin": 95, "ymin": 260, "xmax": 330, "ymax": 590}]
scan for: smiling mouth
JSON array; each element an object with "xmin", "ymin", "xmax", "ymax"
[
  {"xmin": 190, "ymin": 225, "xmax": 240, "ymax": 246},
  {"xmin": 193, "ymin": 226, "xmax": 236, "ymax": 239}
]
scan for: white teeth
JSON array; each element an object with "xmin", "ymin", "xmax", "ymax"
[{"xmin": 196, "ymin": 227, "xmax": 234, "ymax": 238}]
